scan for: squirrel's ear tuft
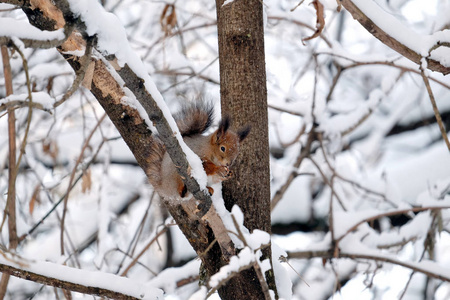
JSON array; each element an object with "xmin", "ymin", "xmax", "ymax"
[
  {"xmin": 237, "ymin": 125, "xmax": 251, "ymax": 141},
  {"xmin": 217, "ymin": 116, "xmax": 231, "ymax": 140}
]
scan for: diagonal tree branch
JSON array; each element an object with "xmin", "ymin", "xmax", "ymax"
[{"xmin": 340, "ymin": 0, "xmax": 450, "ymax": 75}]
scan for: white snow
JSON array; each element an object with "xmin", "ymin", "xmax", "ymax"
[
  {"xmin": 0, "ymin": 18, "xmax": 64, "ymax": 42},
  {"xmin": 352, "ymin": 0, "xmax": 450, "ymax": 65},
  {"xmin": 0, "ymin": 252, "xmax": 163, "ymax": 299},
  {"xmin": 0, "ymin": 92, "xmax": 55, "ymax": 110}
]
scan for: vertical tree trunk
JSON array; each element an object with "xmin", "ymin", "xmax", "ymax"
[
  {"xmin": 215, "ymin": 0, "xmax": 276, "ymax": 298},
  {"xmin": 215, "ymin": 0, "xmax": 270, "ymax": 242}
]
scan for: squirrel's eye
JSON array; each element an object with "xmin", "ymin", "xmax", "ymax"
[{"xmin": 220, "ymin": 146, "xmax": 226, "ymax": 152}]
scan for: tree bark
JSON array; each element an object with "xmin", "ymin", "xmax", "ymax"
[{"xmin": 215, "ymin": 0, "xmax": 276, "ymax": 298}]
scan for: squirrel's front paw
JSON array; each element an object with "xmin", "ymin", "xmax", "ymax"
[{"xmin": 218, "ymin": 166, "xmax": 232, "ymax": 179}]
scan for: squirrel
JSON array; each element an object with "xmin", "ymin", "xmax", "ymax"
[{"xmin": 146, "ymin": 101, "xmax": 251, "ymax": 200}]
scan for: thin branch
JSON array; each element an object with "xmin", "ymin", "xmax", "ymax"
[
  {"xmin": 115, "ymin": 193, "xmax": 155, "ymax": 275},
  {"xmin": 317, "ymin": 135, "xmax": 397, "ymax": 208},
  {"xmin": 120, "ymin": 225, "xmax": 169, "ymax": 277},
  {"xmin": 335, "ymin": 206, "xmax": 450, "ymax": 243},
  {"xmin": 288, "ymin": 248, "xmax": 450, "ymax": 283},
  {"xmin": 0, "ymin": 44, "xmax": 17, "ymax": 300},
  {"xmin": 10, "ymin": 41, "xmax": 34, "ymax": 189},
  {"xmin": 22, "ymin": 137, "xmax": 107, "ymax": 240},
  {"xmin": 398, "ymin": 213, "xmax": 435, "ymax": 299},
  {"xmin": 60, "ymin": 113, "xmax": 107, "ymax": 255},
  {"xmin": 268, "ymin": 15, "xmax": 332, "ymax": 47},
  {"xmin": 268, "ymin": 104, "xmax": 303, "ymax": 117},
  {"xmin": 338, "ymin": 70, "xmax": 403, "ymax": 137},
  {"xmin": 419, "ymin": 64, "xmax": 450, "ymax": 151},
  {"xmin": 317, "ymin": 52, "xmax": 450, "ymax": 90},
  {"xmin": 0, "ymin": 100, "xmax": 50, "ymax": 114},
  {"xmin": 54, "ymin": 37, "xmax": 95, "ymax": 107},
  {"xmin": 271, "ymin": 127, "xmax": 315, "ymax": 210},
  {"xmin": 308, "ymin": 155, "xmax": 347, "ymax": 211},
  {"xmin": 160, "ymin": 57, "xmax": 219, "ymax": 93},
  {"xmin": 275, "ymin": 123, "xmax": 305, "ymax": 149},
  {"xmin": 0, "ymin": 35, "xmax": 67, "ymax": 50}
]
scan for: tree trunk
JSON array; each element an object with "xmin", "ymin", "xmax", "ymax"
[{"xmin": 215, "ymin": 0, "xmax": 276, "ymax": 298}]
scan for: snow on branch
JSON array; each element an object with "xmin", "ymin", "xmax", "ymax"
[
  {"xmin": 288, "ymin": 242, "xmax": 450, "ymax": 283},
  {"xmin": 0, "ymin": 18, "xmax": 69, "ymax": 49},
  {"xmin": 340, "ymin": 0, "xmax": 450, "ymax": 75},
  {"xmin": 207, "ymin": 206, "xmax": 272, "ymax": 299},
  {"xmin": 0, "ymin": 92, "xmax": 53, "ymax": 113},
  {"xmin": 332, "ymin": 204, "xmax": 450, "ymax": 242},
  {"xmin": 58, "ymin": 0, "xmax": 212, "ymax": 214},
  {"xmin": 0, "ymin": 249, "xmax": 163, "ymax": 299}
]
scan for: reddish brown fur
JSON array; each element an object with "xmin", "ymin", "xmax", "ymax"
[{"xmin": 146, "ymin": 102, "xmax": 250, "ymax": 199}]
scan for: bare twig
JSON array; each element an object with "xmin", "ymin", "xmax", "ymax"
[
  {"xmin": 9, "ymin": 42, "xmax": 34, "ymax": 186},
  {"xmin": 268, "ymin": 104, "xmax": 303, "ymax": 117},
  {"xmin": 268, "ymin": 16, "xmax": 332, "ymax": 47},
  {"xmin": 275, "ymin": 123, "xmax": 306, "ymax": 148},
  {"xmin": 317, "ymin": 52, "xmax": 450, "ymax": 90},
  {"xmin": 0, "ymin": 99, "xmax": 51, "ymax": 114},
  {"xmin": 290, "ymin": 0, "xmax": 306, "ymax": 12},
  {"xmin": 120, "ymin": 226, "xmax": 169, "ymax": 277},
  {"xmin": 419, "ymin": 64, "xmax": 450, "ymax": 151},
  {"xmin": 60, "ymin": 113, "xmax": 107, "ymax": 255},
  {"xmin": 0, "ymin": 31, "xmax": 70, "ymax": 50},
  {"xmin": 54, "ymin": 37, "xmax": 95, "ymax": 107},
  {"xmin": 115, "ymin": 193, "xmax": 155, "ymax": 274},
  {"xmin": 335, "ymin": 206, "xmax": 450, "ymax": 243},
  {"xmin": 160, "ymin": 57, "xmax": 219, "ymax": 93},
  {"xmin": 308, "ymin": 155, "xmax": 347, "ymax": 211},
  {"xmin": 288, "ymin": 246, "xmax": 450, "ymax": 283},
  {"xmin": 22, "ymin": 137, "xmax": 109, "ymax": 241},
  {"xmin": 271, "ymin": 127, "xmax": 315, "ymax": 210}
]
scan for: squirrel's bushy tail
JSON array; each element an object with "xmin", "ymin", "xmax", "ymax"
[
  {"xmin": 174, "ymin": 101, "xmax": 214, "ymax": 137},
  {"xmin": 146, "ymin": 101, "xmax": 214, "ymax": 189},
  {"xmin": 146, "ymin": 137, "xmax": 165, "ymax": 188}
]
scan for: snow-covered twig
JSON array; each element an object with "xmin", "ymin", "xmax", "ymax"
[{"xmin": 340, "ymin": 0, "xmax": 450, "ymax": 75}]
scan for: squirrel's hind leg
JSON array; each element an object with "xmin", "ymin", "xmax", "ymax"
[
  {"xmin": 177, "ymin": 177, "xmax": 188, "ymax": 198},
  {"xmin": 207, "ymin": 186, "xmax": 214, "ymax": 195}
]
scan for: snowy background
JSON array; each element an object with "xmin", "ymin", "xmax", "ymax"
[{"xmin": 0, "ymin": 0, "xmax": 450, "ymax": 299}]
